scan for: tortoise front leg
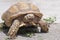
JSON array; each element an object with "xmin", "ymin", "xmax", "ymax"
[
  {"xmin": 38, "ymin": 20, "xmax": 49, "ymax": 33},
  {"xmin": 8, "ymin": 19, "xmax": 20, "ymax": 39},
  {"xmin": 8, "ymin": 20, "xmax": 26, "ymax": 39}
]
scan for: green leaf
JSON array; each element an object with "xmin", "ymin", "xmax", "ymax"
[{"xmin": 43, "ymin": 16, "xmax": 56, "ymax": 24}]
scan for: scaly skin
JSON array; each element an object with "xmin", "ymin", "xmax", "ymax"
[
  {"xmin": 38, "ymin": 20, "xmax": 49, "ymax": 33},
  {"xmin": 8, "ymin": 19, "xmax": 20, "ymax": 38},
  {"xmin": 7, "ymin": 14, "xmax": 49, "ymax": 39}
]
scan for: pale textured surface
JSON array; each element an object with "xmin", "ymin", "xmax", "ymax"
[
  {"xmin": 0, "ymin": 24, "xmax": 60, "ymax": 40},
  {"xmin": 0, "ymin": 0, "xmax": 60, "ymax": 23}
]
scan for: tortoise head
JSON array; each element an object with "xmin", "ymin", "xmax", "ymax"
[{"xmin": 24, "ymin": 14, "xmax": 35, "ymax": 21}]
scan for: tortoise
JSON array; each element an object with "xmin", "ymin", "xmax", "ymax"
[{"xmin": 2, "ymin": 2, "xmax": 49, "ymax": 38}]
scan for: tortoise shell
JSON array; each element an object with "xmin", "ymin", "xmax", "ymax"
[{"xmin": 2, "ymin": 2, "xmax": 43, "ymax": 27}]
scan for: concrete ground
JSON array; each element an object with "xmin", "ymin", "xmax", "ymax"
[{"xmin": 0, "ymin": 23, "xmax": 60, "ymax": 40}]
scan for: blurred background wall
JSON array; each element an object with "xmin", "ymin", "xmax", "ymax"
[{"xmin": 0, "ymin": 0, "xmax": 60, "ymax": 23}]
